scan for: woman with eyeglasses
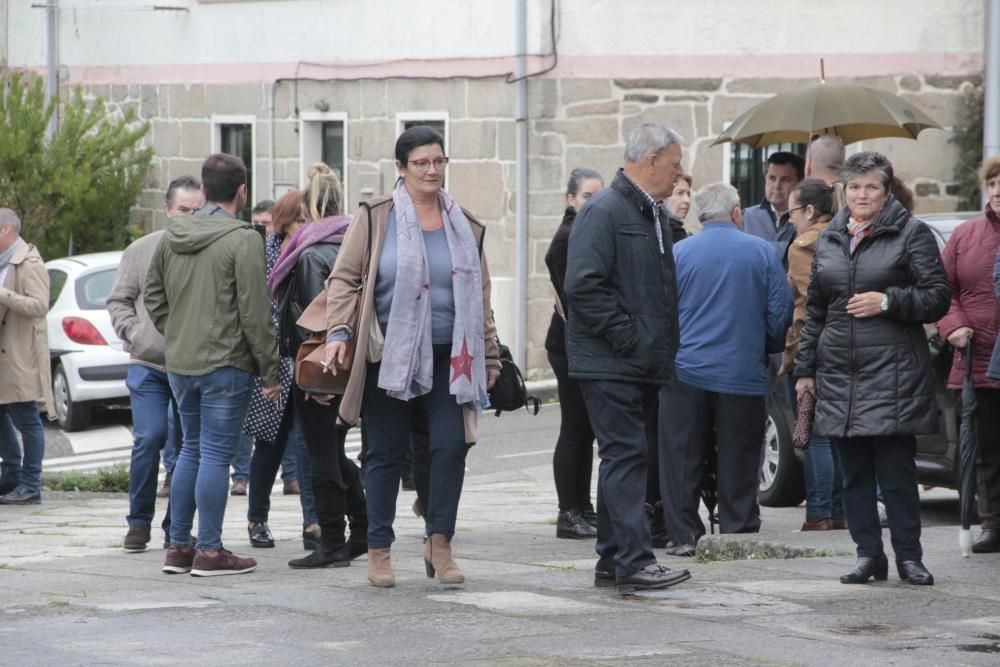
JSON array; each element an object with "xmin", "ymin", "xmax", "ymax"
[{"xmin": 322, "ymin": 126, "xmax": 502, "ymax": 588}]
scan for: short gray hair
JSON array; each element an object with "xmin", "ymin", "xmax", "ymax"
[
  {"xmin": 0, "ymin": 208, "xmax": 22, "ymax": 234},
  {"xmin": 694, "ymin": 182, "xmax": 741, "ymax": 223},
  {"xmin": 807, "ymin": 135, "xmax": 846, "ymax": 173},
  {"xmin": 841, "ymin": 151, "xmax": 893, "ymax": 191},
  {"xmin": 624, "ymin": 123, "xmax": 684, "ymax": 163}
]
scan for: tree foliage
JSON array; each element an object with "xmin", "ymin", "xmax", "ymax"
[
  {"xmin": 951, "ymin": 82, "xmax": 984, "ymax": 211},
  {"xmin": 0, "ymin": 72, "xmax": 152, "ymax": 259}
]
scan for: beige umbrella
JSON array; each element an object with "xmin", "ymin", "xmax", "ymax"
[{"xmin": 711, "ymin": 80, "xmax": 942, "ymax": 148}]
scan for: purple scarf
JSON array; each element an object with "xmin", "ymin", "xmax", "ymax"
[{"xmin": 268, "ymin": 215, "xmax": 351, "ymax": 297}]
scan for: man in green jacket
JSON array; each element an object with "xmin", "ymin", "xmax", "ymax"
[{"xmin": 145, "ymin": 153, "xmax": 280, "ymax": 577}]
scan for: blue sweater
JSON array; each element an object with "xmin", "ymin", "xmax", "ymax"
[{"xmin": 673, "ymin": 221, "xmax": 793, "ymax": 396}]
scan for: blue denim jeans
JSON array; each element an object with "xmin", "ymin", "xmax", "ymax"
[
  {"xmin": 168, "ymin": 367, "xmax": 253, "ymax": 549},
  {"xmin": 231, "ymin": 432, "xmax": 252, "ymax": 481},
  {"xmin": 126, "ymin": 365, "xmax": 180, "ymax": 528},
  {"xmin": 803, "ymin": 436, "xmax": 845, "ymax": 521},
  {"xmin": 0, "ymin": 411, "xmax": 22, "ymax": 484},
  {"xmin": 161, "ymin": 400, "xmax": 181, "ymax": 474},
  {"xmin": 0, "ymin": 402, "xmax": 45, "ymax": 493}
]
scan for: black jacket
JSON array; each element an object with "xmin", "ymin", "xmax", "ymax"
[
  {"xmin": 276, "ymin": 241, "xmax": 341, "ymax": 358},
  {"xmin": 543, "ymin": 207, "xmax": 576, "ymax": 357},
  {"xmin": 564, "ymin": 170, "xmax": 679, "ymax": 384},
  {"xmin": 794, "ymin": 197, "xmax": 951, "ymax": 438}
]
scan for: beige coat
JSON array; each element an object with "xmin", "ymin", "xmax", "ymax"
[
  {"xmin": 325, "ymin": 195, "xmax": 501, "ymax": 444},
  {"xmin": 781, "ymin": 221, "xmax": 829, "ymax": 375},
  {"xmin": 0, "ymin": 240, "xmax": 55, "ymax": 415}
]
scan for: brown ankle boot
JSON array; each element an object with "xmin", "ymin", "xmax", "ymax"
[
  {"xmin": 367, "ymin": 548, "xmax": 395, "ymax": 588},
  {"xmin": 424, "ymin": 533, "xmax": 465, "ymax": 585}
]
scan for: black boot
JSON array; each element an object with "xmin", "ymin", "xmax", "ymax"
[
  {"xmin": 556, "ymin": 509, "xmax": 597, "ymax": 539},
  {"xmin": 972, "ymin": 529, "xmax": 1000, "ymax": 553},
  {"xmin": 839, "ymin": 554, "xmax": 888, "ymax": 584},
  {"xmin": 646, "ymin": 502, "xmax": 669, "ymax": 549},
  {"xmin": 579, "ymin": 502, "xmax": 598, "ymax": 529},
  {"xmin": 288, "ymin": 543, "xmax": 352, "ymax": 569},
  {"xmin": 896, "ymin": 560, "xmax": 934, "ymax": 586}
]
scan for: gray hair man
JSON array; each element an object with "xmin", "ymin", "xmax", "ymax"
[
  {"xmin": 658, "ymin": 181, "xmax": 792, "ymax": 555},
  {"xmin": 0, "ymin": 209, "xmax": 54, "ymax": 505},
  {"xmin": 806, "ymin": 135, "xmax": 847, "ymax": 184},
  {"xmin": 564, "ymin": 123, "xmax": 691, "ymax": 594}
]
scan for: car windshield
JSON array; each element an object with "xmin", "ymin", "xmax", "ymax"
[{"xmin": 75, "ymin": 268, "xmax": 118, "ymax": 310}]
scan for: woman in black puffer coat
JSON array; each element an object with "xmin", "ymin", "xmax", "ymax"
[{"xmin": 794, "ymin": 151, "xmax": 950, "ymax": 587}]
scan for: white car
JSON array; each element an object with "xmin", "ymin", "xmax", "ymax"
[{"xmin": 46, "ymin": 251, "xmax": 130, "ymax": 431}]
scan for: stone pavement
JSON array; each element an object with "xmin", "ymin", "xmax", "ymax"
[{"xmin": 1, "ymin": 459, "xmax": 999, "ymax": 665}]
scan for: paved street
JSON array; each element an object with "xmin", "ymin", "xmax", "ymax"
[{"xmin": 2, "ymin": 405, "xmax": 999, "ymax": 665}]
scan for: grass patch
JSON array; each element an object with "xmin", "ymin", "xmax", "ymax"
[
  {"xmin": 48, "ymin": 599, "xmax": 70, "ymax": 607},
  {"xmin": 43, "ymin": 465, "xmax": 129, "ymax": 493}
]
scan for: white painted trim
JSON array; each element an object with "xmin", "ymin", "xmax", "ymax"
[
  {"xmin": 395, "ymin": 111, "xmax": 450, "ymax": 150},
  {"xmin": 298, "ymin": 111, "xmax": 349, "ymax": 210},
  {"xmin": 211, "ymin": 114, "xmax": 257, "ymax": 211},
  {"xmin": 721, "ymin": 121, "xmax": 732, "ymax": 185}
]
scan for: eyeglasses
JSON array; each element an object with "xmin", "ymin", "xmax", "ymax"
[
  {"xmin": 408, "ymin": 157, "xmax": 450, "ymax": 171},
  {"xmin": 787, "ymin": 205, "xmax": 807, "ymax": 214}
]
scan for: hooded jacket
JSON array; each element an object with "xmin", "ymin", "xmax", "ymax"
[
  {"xmin": 144, "ymin": 207, "xmax": 280, "ymax": 387},
  {"xmin": 794, "ymin": 197, "xmax": 951, "ymax": 438}
]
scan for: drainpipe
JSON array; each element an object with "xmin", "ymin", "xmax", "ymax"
[
  {"xmin": 269, "ymin": 81, "xmax": 277, "ymax": 199},
  {"xmin": 984, "ymin": 0, "xmax": 1000, "ymax": 206},
  {"xmin": 45, "ymin": 0, "xmax": 59, "ymax": 138},
  {"xmin": 514, "ymin": 0, "xmax": 528, "ymax": 370}
]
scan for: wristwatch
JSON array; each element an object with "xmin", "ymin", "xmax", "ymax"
[{"xmin": 880, "ymin": 294, "xmax": 890, "ymax": 313}]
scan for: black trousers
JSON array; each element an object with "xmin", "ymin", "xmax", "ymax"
[
  {"xmin": 579, "ymin": 379, "xmax": 658, "ymax": 577},
  {"xmin": 660, "ymin": 380, "xmax": 765, "ymax": 545},
  {"xmin": 247, "ymin": 402, "xmax": 292, "ymax": 525},
  {"xmin": 293, "ymin": 385, "xmax": 367, "ymax": 551},
  {"xmin": 548, "ymin": 352, "xmax": 595, "ymax": 511},
  {"xmin": 975, "ymin": 389, "xmax": 1000, "ymax": 531},
  {"xmin": 833, "ymin": 435, "xmax": 922, "ymax": 561}
]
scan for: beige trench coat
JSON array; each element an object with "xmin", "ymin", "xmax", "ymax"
[{"xmin": 0, "ymin": 240, "xmax": 55, "ymax": 415}]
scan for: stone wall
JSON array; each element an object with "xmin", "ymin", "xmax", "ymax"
[{"xmin": 81, "ymin": 73, "xmax": 979, "ymax": 377}]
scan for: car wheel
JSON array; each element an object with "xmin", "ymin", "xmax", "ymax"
[
  {"xmin": 758, "ymin": 404, "xmax": 805, "ymax": 507},
  {"xmin": 52, "ymin": 363, "xmax": 92, "ymax": 432}
]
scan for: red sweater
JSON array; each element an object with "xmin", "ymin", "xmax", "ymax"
[{"xmin": 937, "ymin": 209, "xmax": 1000, "ymax": 389}]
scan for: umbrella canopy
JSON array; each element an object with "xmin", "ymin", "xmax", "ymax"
[
  {"xmin": 958, "ymin": 347, "xmax": 978, "ymax": 557},
  {"xmin": 711, "ymin": 81, "xmax": 942, "ymax": 148}
]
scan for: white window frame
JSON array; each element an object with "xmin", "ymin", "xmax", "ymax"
[
  {"xmin": 299, "ymin": 111, "xmax": 350, "ymax": 210},
  {"xmin": 395, "ymin": 111, "xmax": 450, "ymax": 152},
  {"xmin": 211, "ymin": 114, "xmax": 257, "ymax": 208}
]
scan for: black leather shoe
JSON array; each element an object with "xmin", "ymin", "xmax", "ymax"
[
  {"xmin": 0, "ymin": 487, "xmax": 41, "ymax": 505},
  {"xmin": 897, "ymin": 560, "xmax": 934, "ymax": 586},
  {"xmin": 288, "ymin": 545, "xmax": 352, "ymax": 569},
  {"xmin": 248, "ymin": 522, "xmax": 275, "ymax": 548},
  {"xmin": 0, "ymin": 478, "xmax": 20, "ymax": 496},
  {"xmin": 303, "ymin": 528, "xmax": 320, "ymax": 551},
  {"xmin": 615, "ymin": 563, "xmax": 691, "ymax": 594},
  {"xmin": 663, "ymin": 541, "xmax": 696, "ymax": 557},
  {"xmin": 345, "ymin": 539, "xmax": 368, "ymax": 560},
  {"xmin": 556, "ymin": 509, "xmax": 597, "ymax": 539},
  {"xmin": 594, "ymin": 558, "xmax": 615, "ymax": 588},
  {"xmin": 579, "ymin": 503, "xmax": 598, "ymax": 529},
  {"xmin": 972, "ymin": 529, "xmax": 1000, "ymax": 554},
  {"xmin": 839, "ymin": 554, "xmax": 888, "ymax": 584}
]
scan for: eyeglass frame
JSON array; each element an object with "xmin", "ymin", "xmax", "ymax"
[{"xmin": 406, "ymin": 156, "xmax": 450, "ymax": 171}]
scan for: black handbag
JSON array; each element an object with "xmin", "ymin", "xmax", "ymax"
[{"xmin": 488, "ymin": 338, "xmax": 540, "ymax": 417}]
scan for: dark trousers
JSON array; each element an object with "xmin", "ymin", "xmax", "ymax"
[
  {"xmin": 363, "ymin": 345, "xmax": 468, "ymax": 548},
  {"xmin": 660, "ymin": 380, "xmax": 765, "ymax": 545},
  {"xmin": 548, "ymin": 351, "xmax": 595, "ymax": 511},
  {"xmin": 579, "ymin": 379, "xmax": 658, "ymax": 577},
  {"xmin": 833, "ymin": 435, "xmax": 922, "ymax": 561},
  {"xmin": 293, "ymin": 385, "xmax": 366, "ymax": 551},
  {"xmin": 975, "ymin": 389, "xmax": 1000, "ymax": 531}
]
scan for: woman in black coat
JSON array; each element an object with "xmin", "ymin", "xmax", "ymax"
[{"xmin": 794, "ymin": 151, "xmax": 950, "ymax": 586}]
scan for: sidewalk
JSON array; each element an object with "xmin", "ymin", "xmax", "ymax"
[{"xmin": 1, "ymin": 458, "xmax": 999, "ymax": 665}]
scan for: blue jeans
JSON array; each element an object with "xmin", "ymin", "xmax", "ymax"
[
  {"xmin": 803, "ymin": 436, "xmax": 845, "ymax": 521},
  {"xmin": 126, "ymin": 365, "xmax": 180, "ymax": 528},
  {"xmin": 363, "ymin": 346, "xmax": 467, "ymax": 548},
  {"xmin": 161, "ymin": 400, "xmax": 181, "ymax": 474},
  {"xmin": 0, "ymin": 411, "xmax": 22, "ymax": 484},
  {"xmin": 231, "ymin": 432, "xmax": 252, "ymax": 481},
  {"xmin": 168, "ymin": 367, "xmax": 253, "ymax": 550},
  {"xmin": 0, "ymin": 402, "xmax": 45, "ymax": 493}
]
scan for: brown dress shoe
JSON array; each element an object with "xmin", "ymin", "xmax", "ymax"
[
  {"xmin": 424, "ymin": 533, "xmax": 465, "ymax": 585},
  {"xmin": 283, "ymin": 480, "xmax": 301, "ymax": 495},
  {"xmin": 831, "ymin": 518, "xmax": 848, "ymax": 530},
  {"xmin": 367, "ymin": 548, "xmax": 395, "ymax": 588},
  {"xmin": 801, "ymin": 518, "xmax": 834, "ymax": 531}
]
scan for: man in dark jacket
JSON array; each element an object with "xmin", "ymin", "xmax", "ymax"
[
  {"xmin": 742, "ymin": 151, "xmax": 804, "ymax": 263},
  {"xmin": 564, "ymin": 123, "xmax": 691, "ymax": 594},
  {"xmin": 659, "ymin": 182, "xmax": 793, "ymax": 555}
]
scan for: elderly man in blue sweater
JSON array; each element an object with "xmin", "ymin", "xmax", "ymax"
[{"xmin": 659, "ymin": 182, "xmax": 793, "ymax": 555}]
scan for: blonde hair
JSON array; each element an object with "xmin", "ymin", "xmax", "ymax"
[
  {"xmin": 979, "ymin": 156, "xmax": 1000, "ymax": 184},
  {"xmin": 304, "ymin": 162, "xmax": 343, "ymax": 221}
]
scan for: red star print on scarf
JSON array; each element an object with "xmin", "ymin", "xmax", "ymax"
[{"xmin": 450, "ymin": 337, "xmax": 474, "ymax": 385}]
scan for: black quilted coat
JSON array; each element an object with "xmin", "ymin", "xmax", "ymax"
[{"xmin": 794, "ymin": 197, "xmax": 951, "ymax": 438}]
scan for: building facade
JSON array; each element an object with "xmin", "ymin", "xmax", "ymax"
[{"xmin": 2, "ymin": 0, "xmax": 985, "ymax": 374}]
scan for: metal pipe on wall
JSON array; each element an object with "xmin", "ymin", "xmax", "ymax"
[
  {"xmin": 984, "ymin": 0, "xmax": 1000, "ymax": 189},
  {"xmin": 45, "ymin": 0, "xmax": 58, "ymax": 138},
  {"xmin": 514, "ymin": 0, "xmax": 528, "ymax": 370}
]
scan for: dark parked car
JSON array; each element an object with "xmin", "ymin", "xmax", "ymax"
[{"xmin": 758, "ymin": 211, "xmax": 978, "ymax": 507}]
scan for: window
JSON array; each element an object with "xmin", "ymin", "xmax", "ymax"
[
  {"xmin": 396, "ymin": 113, "xmax": 449, "ymax": 188},
  {"xmin": 75, "ymin": 269, "xmax": 118, "ymax": 310},
  {"xmin": 212, "ymin": 115, "xmax": 256, "ymax": 221},
  {"xmin": 299, "ymin": 112, "xmax": 348, "ymax": 208},
  {"xmin": 729, "ymin": 142, "xmax": 806, "ymax": 207},
  {"xmin": 48, "ymin": 269, "xmax": 67, "ymax": 309}
]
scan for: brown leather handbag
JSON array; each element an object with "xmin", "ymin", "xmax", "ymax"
[{"xmin": 293, "ymin": 205, "xmax": 372, "ymax": 396}]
